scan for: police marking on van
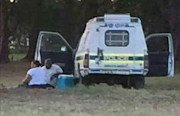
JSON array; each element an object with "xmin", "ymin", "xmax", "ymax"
[{"xmin": 106, "ymin": 23, "xmax": 135, "ymax": 28}]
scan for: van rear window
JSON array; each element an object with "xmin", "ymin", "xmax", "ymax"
[{"xmin": 105, "ymin": 30, "xmax": 129, "ymax": 46}]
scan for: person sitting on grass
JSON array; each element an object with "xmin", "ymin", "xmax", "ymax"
[
  {"xmin": 42, "ymin": 58, "xmax": 63, "ymax": 87},
  {"xmin": 19, "ymin": 60, "xmax": 54, "ymax": 89}
]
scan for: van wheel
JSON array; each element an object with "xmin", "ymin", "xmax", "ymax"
[
  {"xmin": 81, "ymin": 76, "xmax": 92, "ymax": 86},
  {"xmin": 107, "ymin": 78, "xmax": 115, "ymax": 86},
  {"xmin": 74, "ymin": 78, "xmax": 79, "ymax": 85},
  {"xmin": 132, "ymin": 76, "xmax": 145, "ymax": 89},
  {"xmin": 122, "ymin": 83, "xmax": 131, "ymax": 89},
  {"xmin": 121, "ymin": 77, "xmax": 131, "ymax": 89}
]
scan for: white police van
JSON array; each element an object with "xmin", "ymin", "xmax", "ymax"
[{"xmin": 74, "ymin": 14, "xmax": 174, "ymax": 88}]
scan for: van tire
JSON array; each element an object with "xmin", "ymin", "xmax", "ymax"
[
  {"xmin": 122, "ymin": 83, "xmax": 131, "ymax": 89},
  {"xmin": 121, "ymin": 77, "xmax": 131, "ymax": 89},
  {"xmin": 132, "ymin": 76, "xmax": 145, "ymax": 89},
  {"xmin": 107, "ymin": 78, "xmax": 115, "ymax": 85}
]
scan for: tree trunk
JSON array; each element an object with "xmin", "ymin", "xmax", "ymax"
[
  {"xmin": 24, "ymin": 0, "xmax": 43, "ymax": 60},
  {"xmin": 0, "ymin": 0, "xmax": 9, "ymax": 63},
  {"xmin": 0, "ymin": 32, "xmax": 9, "ymax": 63},
  {"xmin": 0, "ymin": 0, "xmax": 4, "ymax": 57},
  {"xmin": 24, "ymin": 27, "xmax": 39, "ymax": 61}
]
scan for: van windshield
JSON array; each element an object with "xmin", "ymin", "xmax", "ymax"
[{"xmin": 40, "ymin": 33, "xmax": 67, "ymax": 52}]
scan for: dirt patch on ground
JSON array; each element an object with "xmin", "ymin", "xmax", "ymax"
[{"xmin": 0, "ymin": 61, "xmax": 30, "ymax": 87}]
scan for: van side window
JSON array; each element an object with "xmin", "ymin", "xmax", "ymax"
[
  {"xmin": 105, "ymin": 30, "xmax": 129, "ymax": 47},
  {"xmin": 41, "ymin": 33, "xmax": 69, "ymax": 52}
]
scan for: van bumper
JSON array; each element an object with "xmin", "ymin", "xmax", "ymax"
[{"xmin": 81, "ymin": 69, "xmax": 148, "ymax": 76}]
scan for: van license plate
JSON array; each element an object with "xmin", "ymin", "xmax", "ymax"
[
  {"xmin": 102, "ymin": 70, "xmax": 129, "ymax": 74},
  {"xmin": 102, "ymin": 70, "xmax": 113, "ymax": 74}
]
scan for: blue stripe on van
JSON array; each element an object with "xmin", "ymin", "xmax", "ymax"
[
  {"xmin": 90, "ymin": 56, "xmax": 104, "ymax": 60},
  {"xmin": 129, "ymin": 57, "xmax": 144, "ymax": 60}
]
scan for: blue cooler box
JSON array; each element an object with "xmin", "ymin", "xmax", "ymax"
[{"xmin": 57, "ymin": 74, "xmax": 74, "ymax": 89}]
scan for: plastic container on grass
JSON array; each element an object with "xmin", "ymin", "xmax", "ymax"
[{"xmin": 57, "ymin": 74, "xmax": 74, "ymax": 89}]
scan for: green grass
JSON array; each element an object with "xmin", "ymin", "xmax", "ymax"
[
  {"xmin": 1, "ymin": 61, "xmax": 180, "ymax": 116},
  {"xmin": 8, "ymin": 53, "xmax": 26, "ymax": 61},
  {"xmin": 1, "ymin": 83, "xmax": 180, "ymax": 116},
  {"xmin": 1, "ymin": 76, "xmax": 180, "ymax": 116},
  {"xmin": 145, "ymin": 74, "xmax": 180, "ymax": 90}
]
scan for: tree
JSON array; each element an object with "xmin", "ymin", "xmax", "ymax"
[
  {"xmin": 153, "ymin": 0, "xmax": 180, "ymax": 62},
  {"xmin": 113, "ymin": 0, "xmax": 169, "ymax": 35},
  {"xmin": 60, "ymin": 0, "xmax": 75, "ymax": 45},
  {"xmin": 72, "ymin": 0, "xmax": 114, "ymax": 47},
  {"xmin": 0, "ymin": 0, "xmax": 15, "ymax": 63},
  {"xmin": 0, "ymin": 0, "xmax": 4, "ymax": 57},
  {"xmin": 25, "ymin": 0, "xmax": 64, "ymax": 60},
  {"xmin": 24, "ymin": 0, "xmax": 43, "ymax": 60},
  {"xmin": 1, "ymin": 0, "xmax": 179, "ymax": 69}
]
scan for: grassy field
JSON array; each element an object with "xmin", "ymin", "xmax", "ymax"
[
  {"xmin": 9, "ymin": 53, "xmax": 26, "ymax": 61},
  {"xmin": 0, "ymin": 61, "xmax": 180, "ymax": 116}
]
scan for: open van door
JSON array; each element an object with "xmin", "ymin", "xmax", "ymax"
[
  {"xmin": 146, "ymin": 33, "xmax": 174, "ymax": 77},
  {"xmin": 34, "ymin": 31, "xmax": 74, "ymax": 74}
]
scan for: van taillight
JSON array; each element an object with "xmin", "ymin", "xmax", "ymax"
[
  {"xmin": 144, "ymin": 55, "xmax": 149, "ymax": 69},
  {"xmin": 84, "ymin": 54, "xmax": 89, "ymax": 68}
]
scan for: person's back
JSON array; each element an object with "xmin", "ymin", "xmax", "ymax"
[
  {"xmin": 28, "ymin": 67, "xmax": 47, "ymax": 86},
  {"xmin": 19, "ymin": 60, "xmax": 54, "ymax": 89}
]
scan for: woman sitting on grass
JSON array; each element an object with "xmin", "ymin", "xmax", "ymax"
[{"xmin": 19, "ymin": 60, "xmax": 54, "ymax": 89}]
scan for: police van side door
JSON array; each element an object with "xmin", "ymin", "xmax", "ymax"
[
  {"xmin": 146, "ymin": 33, "xmax": 174, "ymax": 77},
  {"xmin": 34, "ymin": 31, "xmax": 74, "ymax": 74}
]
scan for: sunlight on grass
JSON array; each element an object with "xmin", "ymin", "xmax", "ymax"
[{"xmin": 9, "ymin": 53, "xmax": 26, "ymax": 61}]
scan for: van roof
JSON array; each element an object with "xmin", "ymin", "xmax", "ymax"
[{"xmin": 90, "ymin": 14, "xmax": 141, "ymax": 23}]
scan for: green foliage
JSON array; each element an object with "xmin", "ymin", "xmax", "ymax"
[
  {"xmin": 2, "ymin": 0, "xmax": 180, "ymax": 62},
  {"xmin": 9, "ymin": 53, "xmax": 26, "ymax": 61},
  {"xmin": 8, "ymin": 0, "xmax": 170, "ymax": 46},
  {"xmin": 9, "ymin": 48, "xmax": 27, "ymax": 54},
  {"xmin": 6, "ymin": 0, "xmax": 169, "ymax": 44}
]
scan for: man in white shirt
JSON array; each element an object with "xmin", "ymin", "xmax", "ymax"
[{"xmin": 42, "ymin": 59, "xmax": 63, "ymax": 87}]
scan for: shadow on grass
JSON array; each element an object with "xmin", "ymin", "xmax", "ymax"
[{"xmin": 145, "ymin": 74, "xmax": 180, "ymax": 90}]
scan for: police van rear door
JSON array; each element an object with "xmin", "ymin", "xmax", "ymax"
[
  {"xmin": 97, "ymin": 23, "xmax": 136, "ymax": 74},
  {"xmin": 146, "ymin": 33, "xmax": 174, "ymax": 77}
]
